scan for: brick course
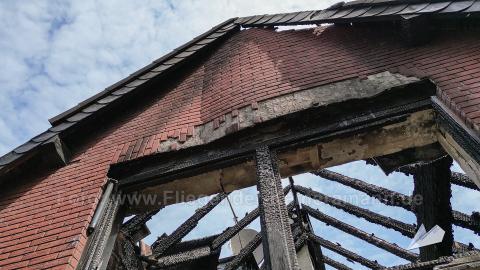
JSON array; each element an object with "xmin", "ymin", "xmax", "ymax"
[{"xmin": 1, "ymin": 25, "xmax": 480, "ymax": 269}]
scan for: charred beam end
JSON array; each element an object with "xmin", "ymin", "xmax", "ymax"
[
  {"xmin": 303, "ymin": 205, "xmax": 418, "ymax": 262},
  {"xmin": 452, "ymin": 210, "xmax": 480, "ymax": 235},
  {"xmin": 255, "ymin": 146, "xmax": 299, "ymax": 270},
  {"xmin": 212, "ymin": 185, "xmax": 291, "ymax": 250},
  {"xmin": 224, "ymin": 233, "xmax": 262, "ymax": 270},
  {"xmin": 412, "ymin": 157, "xmax": 454, "ymax": 261},
  {"xmin": 121, "ymin": 208, "xmax": 161, "ymax": 242},
  {"xmin": 322, "ymin": 255, "xmax": 352, "ymax": 270},
  {"xmin": 314, "ymin": 169, "xmax": 480, "ymax": 233},
  {"xmin": 152, "ymin": 192, "xmax": 227, "ymax": 257},
  {"xmin": 401, "ymin": 166, "xmax": 479, "ymax": 192},
  {"xmin": 294, "ymin": 185, "xmax": 416, "ymax": 238},
  {"xmin": 451, "ymin": 172, "xmax": 480, "ymax": 191},
  {"xmin": 307, "ymin": 233, "xmax": 385, "ymax": 270}
]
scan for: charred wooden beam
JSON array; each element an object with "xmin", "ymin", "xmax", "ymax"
[
  {"xmin": 255, "ymin": 146, "xmax": 299, "ymax": 270},
  {"xmin": 451, "ymin": 172, "xmax": 480, "ymax": 191},
  {"xmin": 400, "ymin": 166, "xmax": 479, "ymax": 192},
  {"xmin": 303, "ymin": 205, "xmax": 418, "ymax": 262},
  {"xmin": 314, "ymin": 169, "xmax": 480, "ymax": 233},
  {"xmin": 314, "ymin": 169, "xmax": 413, "ymax": 211},
  {"xmin": 290, "ymin": 178, "xmax": 305, "ymax": 231},
  {"xmin": 411, "ymin": 157, "xmax": 454, "ymax": 261},
  {"xmin": 151, "ymin": 192, "xmax": 227, "ymax": 257},
  {"xmin": 295, "ymin": 184, "xmax": 475, "ymax": 254},
  {"xmin": 224, "ymin": 233, "xmax": 262, "ymax": 270},
  {"xmin": 294, "ymin": 233, "xmax": 308, "ymax": 251},
  {"xmin": 291, "ymin": 180, "xmax": 327, "ymax": 270},
  {"xmin": 107, "ymin": 232, "xmax": 144, "ymax": 270},
  {"xmin": 164, "ymin": 234, "xmax": 219, "ymax": 256},
  {"xmin": 322, "ymin": 255, "xmax": 352, "ymax": 270},
  {"xmin": 154, "ymin": 246, "xmax": 213, "ymax": 268},
  {"xmin": 211, "ymin": 185, "xmax": 291, "ymax": 250},
  {"xmin": 121, "ymin": 209, "xmax": 161, "ymax": 243},
  {"xmin": 386, "ymin": 250, "xmax": 480, "ymax": 270},
  {"xmin": 307, "ymin": 233, "xmax": 385, "ymax": 269},
  {"xmin": 294, "ymin": 185, "xmax": 416, "ymax": 237},
  {"xmin": 452, "ymin": 211, "xmax": 480, "ymax": 235}
]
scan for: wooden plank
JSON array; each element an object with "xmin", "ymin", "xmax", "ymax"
[{"xmin": 255, "ymin": 146, "xmax": 299, "ymax": 270}]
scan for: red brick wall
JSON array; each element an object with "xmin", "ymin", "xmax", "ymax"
[{"xmin": 1, "ymin": 25, "xmax": 479, "ymax": 269}]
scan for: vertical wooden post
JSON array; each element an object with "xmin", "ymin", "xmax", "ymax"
[
  {"xmin": 290, "ymin": 177, "xmax": 326, "ymax": 270},
  {"xmin": 412, "ymin": 156, "xmax": 454, "ymax": 261},
  {"xmin": 255, "ymin": 146, "xmax": 299, "ymax": 270}
]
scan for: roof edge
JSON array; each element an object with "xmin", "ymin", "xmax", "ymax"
[{"xmin": 48, "ymin": 17, "xmax": 238, "ymax": 126}]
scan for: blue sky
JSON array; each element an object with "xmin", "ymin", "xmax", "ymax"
[{"xmin": 1, "ymin": 1, "xmax": 479, "ymax": 269}]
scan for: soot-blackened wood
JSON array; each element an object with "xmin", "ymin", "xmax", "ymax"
[
  {"xmin": 255, "ymin": 146, "xmax": 299, "ymax": 270},
  {"xmin": 290, "ymin": 178, "xmax": 326, "ymax": 270},
  {"xmin": 295, "ymin": 185, "xmax": 416, "ymax": 237},
  {"xmin": 412, "ymin": 156, "xmax": 454, "ymax": 261},
  {"xmin": 322, "ymin": 255, "xmax": 352, "ymax": 270},
  {"xmin": 315, "ymin": 170, "xmax": 480, "ymax": 232},
  {"xmin": 151, "ymin": 192, "xmax": 227, "ymax": 257},
  {"xmin": 212, "ymin": 185, "xmax": 291, "ymax": 250},
  {"xmin": 304, "ymin": 205, "xmax": 418, "ymax": 261},
  {"xmin": 308, "ymin": 233, "xmax": 385, "ymax": 269}
]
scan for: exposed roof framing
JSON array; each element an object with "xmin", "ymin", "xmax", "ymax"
[
  {"xmin": 211, "ymin": 185, "xmax": 291, "ymax": 250},
  {"xmin": 136, "ymin": 180, "xmax": 478, "ymax": 270},
  {"xmin": 303, "ymin": 204, "xmax": 419, "ymax": 261},
  {"xmin": 294, "ymin": 184, "xmax": 416, "ymax": 237},
  {"xmin": 307, "ymin": 233, "xmax": 385, "ymax": 269},
  {"xmin": 295, "ymin": 185, "xmax": 476, "ymax": 254},
  {"xmin": 314, "ymin": 169, "xmax": 480, "ymax": 233},
  {"xmin": 151, "ymin": 192, "xmax": 227, "ymax": 256}
]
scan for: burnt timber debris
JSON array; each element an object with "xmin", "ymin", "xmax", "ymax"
[
  {"xmin": 314, "ymin": 169, "xmax": 480, "ymax": 234},
  {"xmin": 2, "ymin": 0, "xmax": 480, "ymax": 269}
]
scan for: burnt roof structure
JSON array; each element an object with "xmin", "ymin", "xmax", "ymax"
[{"xmin": 1, "ymin": 0, "xmax": 480, "ymax": 269}]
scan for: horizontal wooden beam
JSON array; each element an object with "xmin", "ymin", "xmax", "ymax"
[
  {"xmin": 322, "ymin": 255, "xmax": 352, "ymax": 270},
  {"xmin": 308, "ymin": 233, "xmax": 385, "ymax": 269},
  {"xmin": 294, "ymin": 185, "xmax": 416, "ymax": 237},
  {"xmin": 303, "ymin": 205, "xmax": 418, "ymax": 262},
  {"xmin": 151, "ymin": 192, "xmax": 227, "ymax": 257},
  {"xmin": 314, "ymin": 169, "xmax": 480, "ymax": 233}
]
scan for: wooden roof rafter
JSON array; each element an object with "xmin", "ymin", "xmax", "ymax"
[{"xmin": 314, "ymin": 169, "xmax": 480, "ymax": 233}]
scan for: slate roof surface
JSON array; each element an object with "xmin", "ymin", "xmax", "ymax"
[{"xmin": 1, "ymin": 0, "xmax": 480, "ymax": 174}]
